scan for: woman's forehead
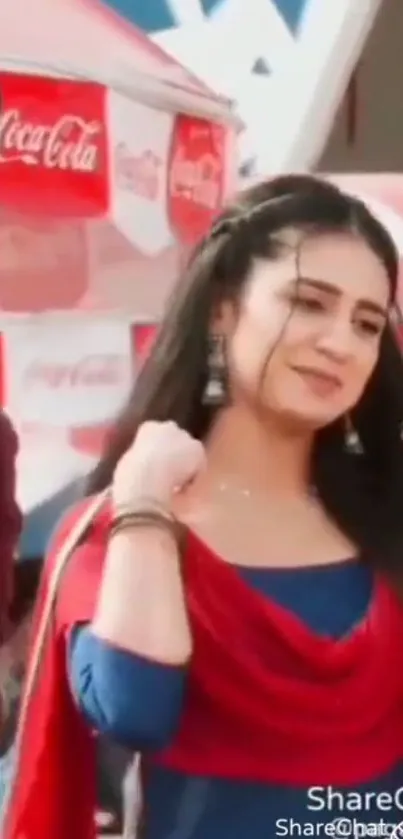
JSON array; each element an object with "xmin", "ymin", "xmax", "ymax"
[{"xmin": 249, "ymin": 228, "xmax": 390, "ymax": 305}]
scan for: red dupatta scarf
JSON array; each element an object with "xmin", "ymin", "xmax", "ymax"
[
  {"xmin": 3, "ymin": 494, "xmax": 106, "ymax": 839},
  {"xmin": 4, "ymin": 495, "xmax": 403, "ymax": 839}
]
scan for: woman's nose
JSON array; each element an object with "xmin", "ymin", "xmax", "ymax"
[{"xmin": 315, "ymin": 318, "xmax": 354, "ymax": 361}]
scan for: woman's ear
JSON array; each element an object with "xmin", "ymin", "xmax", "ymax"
[{"xmin": 209, "ymin": 299, "xmax": 237, "ymax": 337}]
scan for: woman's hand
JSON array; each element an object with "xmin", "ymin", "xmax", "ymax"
[{"xmin": 112, "ymin": 421, "xmax": 205, "ymax": 510}]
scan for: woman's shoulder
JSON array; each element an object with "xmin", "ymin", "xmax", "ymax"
[
  {"xmin": 48, "ymin": 493, "xmax": 111, "ymax": 561},
  {"xmin": 45, "ymin": 494, "xmax": 112, "ymax": 629}
]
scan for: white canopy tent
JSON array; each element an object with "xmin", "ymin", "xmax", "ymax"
[{"xmin": 0, "ymin": 0, "xmax": 237, "ymax": 123}]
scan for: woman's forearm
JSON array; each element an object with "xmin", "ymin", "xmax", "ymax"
[
  {"xmin": 92, "ymin": 526, "xmax": 192, "ymax": 665},
  {"xmin": 92, "ymin": 420, "xmax": 204, "ymax": 664}
]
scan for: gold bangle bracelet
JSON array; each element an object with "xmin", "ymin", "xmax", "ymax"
[
  {"xmin": 109, "ymin": 509, "xmax": 182, "ymax": 548},
  {"xmin": 113, "ymin": 498, "xmax": 175, "ymax": 522}
]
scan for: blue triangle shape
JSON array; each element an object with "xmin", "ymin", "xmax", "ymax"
[
  {"xmin": 96, "ymin": 0, "xmax": 307, "ymax": 35},
  {"xmin": 270, "ymin": 0, "xmax": 307, "ymax": 34},
  {"xmin": 102, "ymin": 0, "xmax": 177, "ymax": 33},
  {"xmin": 200, "ymin": 0, "xmax": 225, "ymax": 14}
]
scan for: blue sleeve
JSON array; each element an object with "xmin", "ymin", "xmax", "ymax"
[{"xmin": 68, "ymin": 624, "xmax": 187, "ymax": 750}]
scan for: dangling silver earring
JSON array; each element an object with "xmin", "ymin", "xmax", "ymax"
[
  {"xmin": 344, "ymin": 415, "xmax": 363, "ymax": 455},
  {"xmin": 202, "ymin": 335, "xmax": 228, "ymax": 406}
]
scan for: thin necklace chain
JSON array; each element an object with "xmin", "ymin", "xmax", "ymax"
[{"xmin": 214, "ymin": 479, "xmax": 317, "ymax": 502}]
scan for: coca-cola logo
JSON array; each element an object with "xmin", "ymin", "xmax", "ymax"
[
  {"xmin": 170, "ymin": 150, "xmax": 221, "ymax": 211},
  {"xmin": 115, "ymin": 143, "xmax": 162, "ymax": 200},
  {"xmin": 24, "ymin": 355, "xmax": 127, "ymax": 389},
  {"xmin": 0, "ymin": 109, "xmax": 101, "ymax": 172},
  {"xmin": 168, "ymin": 115, "xmax": 226, "ymax": 245}
]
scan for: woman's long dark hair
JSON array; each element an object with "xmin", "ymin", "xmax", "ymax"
[{"xmin": 87, "ymin": 174, "xmax": 403, "ymax": 582}]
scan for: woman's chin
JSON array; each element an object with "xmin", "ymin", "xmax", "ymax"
[{"xmin": 271, "ymin": 402, "xmax": 341, "ymax": 432}]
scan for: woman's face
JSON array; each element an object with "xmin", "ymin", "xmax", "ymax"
[{"xmin": 226, "ymin": 229, "xmax": 391, "ymax": 429}]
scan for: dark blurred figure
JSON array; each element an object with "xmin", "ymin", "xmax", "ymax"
[
  {"xmin": 0, "ymin": 412, "xmax": 22, "ymax": 644},
  {"xmin": 0, "ymin": 556, "xmax": 43, "ymax": 821},
  {"xmin": 0, "ymin": 557, "xmax": 43, "ymax": 757}
]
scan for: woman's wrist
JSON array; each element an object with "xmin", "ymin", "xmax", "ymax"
[
  {"xmin": 109, "ymin": 505, "xmax": 182, "ymax": 551},
  {"xmin": 112, "ymin": 495, "xmax": 173, "ymax": 518}
]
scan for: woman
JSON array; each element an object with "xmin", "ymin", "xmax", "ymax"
[{"xmin": 5, "ymin": 174, "xmax": 403, "ymax": 839}]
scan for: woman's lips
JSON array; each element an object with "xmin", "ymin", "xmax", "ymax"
[{"xmin": 292, "ymin": 366, "xmax": 342, "ymax": 397}]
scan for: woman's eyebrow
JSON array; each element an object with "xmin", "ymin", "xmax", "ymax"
[{"xmin": 288, "ymin": 277, "xmax": 387, "ymax": 318}]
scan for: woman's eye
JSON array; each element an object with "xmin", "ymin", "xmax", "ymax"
[
  {"xmin": 356, "ymin": 319, "xmax": 383, "ymax": 336},
  {"xmin": 292, "ymin": 295, "xmax": 325, "ymax": 313}
]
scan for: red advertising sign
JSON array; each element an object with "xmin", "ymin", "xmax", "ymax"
[
  {"xmin": 167, "ymin": 114, "xmax": 226, "ymax": 245},
  {"xmin": 0, "ymin": 71, "xmax": 108, "ymax": 216}
]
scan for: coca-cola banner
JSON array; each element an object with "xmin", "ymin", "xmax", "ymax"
[
  {"xmin": 108, "ymin": 92, "xmax": 230, "ymax": 255},
  {"xmin": 2, "ymin": 319, "xmax": 135, "ymax": 517},
  {"xmin": 0, "ymin": 71, "xmax": 108, "ymax": 217},
  {"xmin": 109, "ymin": 94, "xmax": 174, "ymax": 256},
  {"xmin": 168, "ymin": 114, "xmax": 226, "ymax": 244},
  {"xmin": 4, "ymin": 320, "xmax": 133, "ymax": 427},
  {"xmin": 0, "ymin": 74, "xmax": 234, "ymax": 315}
]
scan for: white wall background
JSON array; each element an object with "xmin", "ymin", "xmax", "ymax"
[{"xmin": 319, "ymin": 0, "xmax": 403, "ymax": 172}]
